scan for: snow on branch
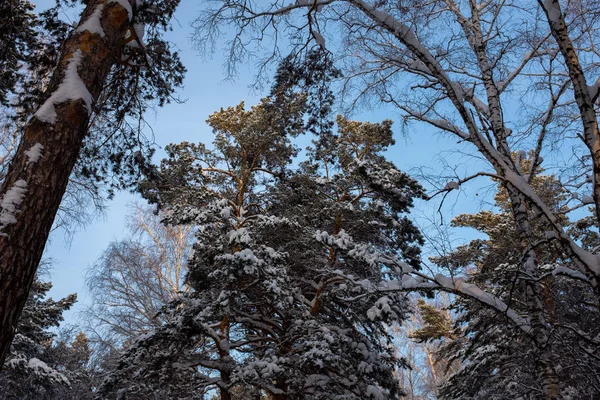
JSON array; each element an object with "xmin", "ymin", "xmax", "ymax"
[
  {"xmin": 432, "ymin": 274, "xmax": 531, "ymax": 334},
  {"xmin": 265, "ymin": 0, "xmax": 332, "ymax": 17},
  {"xmin": 588, "ymin": 76, "xmax": 600, "ymax": 103},
  {"xmin": 347, "ymin": 255, "xmax": 533, "ymax": 334},
  {"xmin": 428, "ymin": 172, "xmax": 498, "ymax": 200},
  {"xmin": 499, "ymin": 169, "xmax": 600, "ymax": 277},
  {"xmin": 550, "ymin": 265, "xmax": 590, "ymax": 282},
  {"xmin": 395, "ymin": 271, "xmax": 531, "ymax": 334},
  {"xmin": 497, "ymin": 33, "xmax": 552, "ymax": 93},
  {"xmin": 400, "ymin": 108, "xmax": 469, "ymax": 139},
  {"xmin": 444, "ymin": 181, "xmax": 460, "ymax": 191}
]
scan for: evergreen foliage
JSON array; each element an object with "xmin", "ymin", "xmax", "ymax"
[
  {"xmin": 101, "ymin": 52, "xmax": 424, "ymax": 399},
  {"xmin": 0, "ymin": 278, "xmax": 93, "ymax": 399},
  {"xmin": 432, "ymin": 157, "xmax": 600, "ymax": 399},
  {"xmin": 0, "ymin": 0, "xmax": 186, "ymax": 196}
]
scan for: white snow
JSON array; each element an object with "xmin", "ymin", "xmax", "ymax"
[
  {"xmin": 570, "ymin": 242, "xmax": 600, "ymax": 275},
  {"xmin": 444, "ymin": 181, "xmax": 460, "ymax": 190},
  {"xmin": 551, "ymin": 265, "xmax": 589, "ymax": 281},
  {"xmin": 582, "ymin": 195, "xmax": 594, "ymax": 204},
  {"xmin": 218, "ymin": 249, "xmax": 262, "ymax": 274},
  {"xmin": 0, "ymin": 179, "xmax": 28, "ymax": 233},
  {"xmin": 34, "ymin": 50, "xmax": 93, "ymax": 124},
  {"xmin": 24, "ymin": 143, "xmax": 44, "ymax": 164},
  {"xmin": 587, "ymin": 76, "xmax": 600, "ymax": 101},
  {"xmin": 471, "ymin": 96, "xmax": 489, "ymax": 115},
  {"xmin": 543, "ymin": 0, "xmax": 561, "ymax": 23},
  {"xmin": 366, "ymin": 296, "xmax": 393, "ymax": 321},
  {"xmin": 28, "ymin": 358, "xmax": 70, "ymax": 385},
  {"xmin": 220, "ymin": 206, "xmax": 232, "ymax": 219},
  {"xmin": 407, "ymin": 58, "xmax": 430, "ymax": 74},
  {"xmin": 28, "ymin": 358, "xmax": 50, "ymax": 370},
  {"xmin": 366, "ymin": 385, "xmax": 384, "ymax": 399},
  {"xmin": 360, "ymin": 0, "xmax": 451, "ymax": 97},
  {"xmin": 313, "ymin": 31, "xmax": 325, "ymax": 47},
  {"xmin": 76, "ymin": 4, "xmax": 105, "ymax": 37},
  {"xmin": 434, "ymin": 273, "xmax": 532, "ymax": 333},
  {"xmin": 429, "ymin": 118, "xmax": 456, "ymax": 131},
  {"xmin": 228, "ymin": 228, "xmax": 251, "ymax": 244},
  {"xmin": 126, "ymin": 23, "xmax": 146, "ymax": 48}
]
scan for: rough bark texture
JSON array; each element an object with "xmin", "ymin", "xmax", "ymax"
[{"xmin": 0, "ymin": 0, "xmax": 131, "ymax": 366}]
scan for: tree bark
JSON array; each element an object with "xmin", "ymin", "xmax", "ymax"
[
  {"xmin": 0, "ymin": 0, "xmax": 132, "ymax": 366},
  {"xmin": 538, "ymin": 1, "xmax": 600, "ymax": 227}
]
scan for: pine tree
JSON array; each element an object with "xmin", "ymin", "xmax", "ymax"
[
  {"xmin": 0, "ymin": 0, "xmax": 39, "ymax": 106},
  {"xmin": 410, "ymin": 299, "xmax": 454, "ymax": 343},
  {"xmin": 0, "ymin": 278, "xmax": 78, "ymax": 399},
  {"xmin": 431, "ymin": 156, "xmax": 600, "ymax": 399},
  {"xmin": 101, "ymin": 53, "xmax": 424, "ymax": 398},
  {"xmin": 46, "ymin": 331, "xmax": 96, "ymax": 400}
]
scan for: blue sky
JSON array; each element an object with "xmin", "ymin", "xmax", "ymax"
[{"xmin": 34, "ymin": 0, "xmax": 487, "ymax": 326}]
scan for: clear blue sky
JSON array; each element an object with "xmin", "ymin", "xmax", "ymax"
[{"xmin": 34, "ymin": 0, "xmax": 487, "ymax": 326}]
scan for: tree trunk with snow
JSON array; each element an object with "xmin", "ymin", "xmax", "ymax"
[{"xmin": 0, "ymin": 0, "xmax": 133, "ymax": 366}]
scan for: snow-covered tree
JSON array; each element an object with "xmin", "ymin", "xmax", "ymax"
[
  {"xmin": 0, "ymin": 277, "xmax": 83, "ymax": 399},
  {"xmin": 427, "ymin": 158, "xmax": 600, "ymax": 398},
  {"xmin": 0, "ymin": 0, "xmax": 38, "ymax": 106},
  {"xmin": 194, "ymin": 1, "xmax": 600, "ymax": 397},
  {"xmin": 101, "ymin": 57, "xmax": 424, "ymax": 398}
]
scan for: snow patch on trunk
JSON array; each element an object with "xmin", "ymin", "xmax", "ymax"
[
  {"xmin": 543, "ymin": 0, "xmax": 561, "ymax": 22},
  {"xmin": 24, "ymin": 143, "xmax": 44, "ymax": 164},
  {"xmin": 76, "ymin": 4, "xmax": 105, "ymax": 37},
  {"xmin": 34, "ymin": 50, "xmax": 93, "ymax": 124},
  {"xmin": 0, "ymin": 179, "xmax": 28, "ymax": 234}
]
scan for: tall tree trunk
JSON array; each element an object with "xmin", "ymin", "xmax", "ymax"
[
  {"xmin": 0, "ymin": 0, "xmax": 132, "ymax": 366},
  {"xmin": 218, "ymin": 315, "xmax": 232, "ymax": 400},
  {"xmin": 538, "ymin": 0, "xmax": 600, "ymax": 292},
  {"xmin": 506, "ymin": 187, "xmax": 561, "ymax": 399},
  {"xmin": 220, "ymin": 386, "xmax": 232, "ymax": 400}
]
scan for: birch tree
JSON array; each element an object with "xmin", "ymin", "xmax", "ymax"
[
  {"xmin": 0, "ymin": 0, "xmax": 182, "ymax": 366},
  {"xmin": 195, "ymin": 0, "xmax": 600, "ymax": 397},
  {"xmin": 84, "ymin": 205, "xmax": 193, "ymax": 348}
]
